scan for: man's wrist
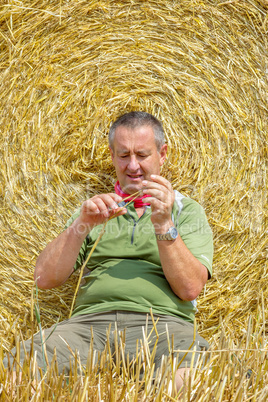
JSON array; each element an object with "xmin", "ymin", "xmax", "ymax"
[
  {"xmin": 154, "ymin": 220, "xmax": 174, "ymax": 235},
  {"xmin": 69, "ymin": 216, "xmax": 92, "ymax": 240},
  {"xmin": 155, "ymin": 226, "xmax": 178, "ymax": 241}
]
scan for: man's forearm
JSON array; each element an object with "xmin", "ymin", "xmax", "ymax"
[
  {"xmin": 34, "ymin": 193, "xmax": 125, "ymax": 289},
  {"xmin": 34, "ymin": 217, "xmax": 90, "ymax": 289},
  {"xmin": 142, "ymin": 175, "xmax": 208, "ymax": 301},
  {"xmin": 157, "ymin": 234, "xmax": 208, "ymax": 301}
]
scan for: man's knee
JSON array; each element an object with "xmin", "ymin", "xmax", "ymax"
[{"xmin": 175, "ymin": 367, "xmax": 189, "ymax": 391}]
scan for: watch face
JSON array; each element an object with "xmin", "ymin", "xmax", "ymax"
[{"xmin": 169, "ymin": 227, "xmax": 178, "ymax": 239}]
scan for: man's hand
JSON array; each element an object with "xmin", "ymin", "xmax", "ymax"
[
  {"xmin": 79, "ymin": 193, "xmax": 127, "ymax": 230},
  {"xmin": 34, "ymin": 193, "xmax": 127, "ymax": 289},
  {"xmin": 141, "ymin": 175, "xmax": 175, "ymax": 233}
]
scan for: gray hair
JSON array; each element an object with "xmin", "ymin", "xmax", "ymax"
[{"xmin": 109, "ymin": 111, "xmax": 165, "ymax": 151}]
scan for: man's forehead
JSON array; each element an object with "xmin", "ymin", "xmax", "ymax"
[
  {"xmin": 116, "ymin": 146, "xmax": 151, "ymax": 153},
  {"xmin": 113, "ymin": 125, "xmax": 155, "ymax": 144}
]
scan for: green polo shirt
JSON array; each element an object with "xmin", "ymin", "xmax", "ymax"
[{"xmin": 65, "ymin": 191, "xmax": 213, "ymax": 323}]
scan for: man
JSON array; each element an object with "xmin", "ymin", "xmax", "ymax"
[{"xmin": 5, "ymin": 112, "xmax": 213, "ymax": 390}]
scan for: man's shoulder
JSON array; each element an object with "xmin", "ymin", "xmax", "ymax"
[
  {"xmin": 173, "ymin": 190, "xmax": 185, "ymax": 214},
  {"xmin": 173, "ymin": 190, "xmax": 205, "ymax": 217}
]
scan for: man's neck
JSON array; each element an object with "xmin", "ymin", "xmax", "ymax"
[{"xmin": 135, "ymin": 206, "xmax": 146, "ymax": 219}]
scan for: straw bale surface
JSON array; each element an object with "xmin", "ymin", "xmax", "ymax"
[{"xmin": 0, "ymin": 0, "xmax": 267, "ymax": 398}]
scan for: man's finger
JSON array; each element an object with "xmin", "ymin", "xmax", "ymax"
[
  {"xmin": 142, "ymin": 189, "xmax": 168, "ymax": 203},
  {"xmin": 89, "ymin": 194, "xmax": 122, "ymax": 212},
  {"xmin": 145, "ymin": 175, "xmax": 173, "ymax": 190}
]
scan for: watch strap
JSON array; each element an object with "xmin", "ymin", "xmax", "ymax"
[{"xmin": 155, "ymin": 226, "xmax": 178, "ymax": 241}]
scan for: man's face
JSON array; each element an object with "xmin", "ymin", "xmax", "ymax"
[{"xmin": 110, "ymin": 125, "xmax": 167, "ymax": 194}]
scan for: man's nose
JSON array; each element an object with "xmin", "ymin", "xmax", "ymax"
[{"xmin": 128, "ymin": 155, "xmax": 140, "ymax": 171}]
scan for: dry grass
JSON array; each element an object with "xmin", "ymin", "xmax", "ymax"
[{"xmin": 0, "ymin": 0, "xmax": 267, "ymax": 399}]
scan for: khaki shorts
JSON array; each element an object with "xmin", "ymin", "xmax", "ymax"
[{"xmin": 3, "ymin": 311, "xmax": 209, "ymax": 374}]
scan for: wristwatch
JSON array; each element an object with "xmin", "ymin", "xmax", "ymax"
[{"xmin": 155, "ymin": 226, "xmax": 178, "ymax": 241}]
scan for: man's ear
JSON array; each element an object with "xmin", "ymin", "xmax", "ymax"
[
  {"xmin": 109, "ymin": 147, "xmax": 114, "ymax": 164},
  {"xmin": 159, "ymin": 144, "xmax": 167, "ymax": 166}
]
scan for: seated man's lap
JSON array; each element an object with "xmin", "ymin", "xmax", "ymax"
[{"xmin": 3, "ymin": 311, "xmax": 209, "ymax": 374}]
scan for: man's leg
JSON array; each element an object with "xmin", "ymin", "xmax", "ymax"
[
  {"xmin": 3, "ymin": 312, "xmax": 117, "ymax": 375},
  {"xmin": 115, "ymin": 311, "xmax": 209, "ymax": 392},
  {"xmin": 152, "ymin": 315, "xmax": 209, "ymax": 392}
]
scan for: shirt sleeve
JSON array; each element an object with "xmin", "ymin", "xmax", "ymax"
[{"xmin": 174, "ymin": 196, "xmax": 214, "ymax": 278}]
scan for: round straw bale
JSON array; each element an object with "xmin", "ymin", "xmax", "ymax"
[{"xmin": 0, "ymin": 0, "xmax": 267, "ymax": 366}]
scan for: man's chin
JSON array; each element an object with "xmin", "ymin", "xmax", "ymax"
[{"xmin": 123, "ymin": 183, "xmax": 142, "ymax": 195}]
